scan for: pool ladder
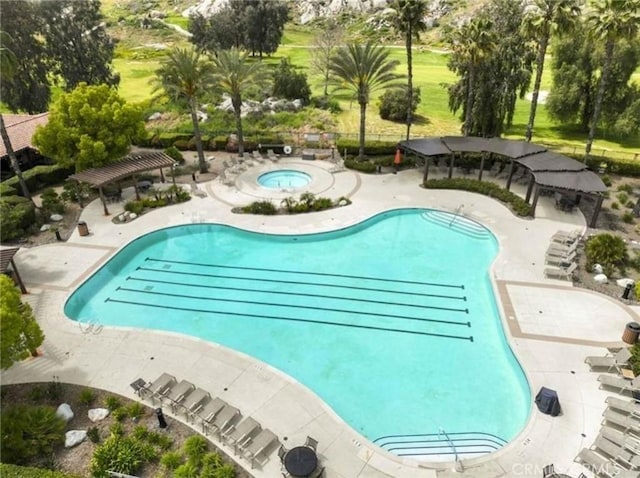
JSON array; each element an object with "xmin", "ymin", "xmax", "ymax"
[
  {"xmin": 449, "ymin": 204, "xmax": 464, "ymax": 226},
  {"xmin": 439, "ymin": 427, "xmax": 463, "ymax": 472}
]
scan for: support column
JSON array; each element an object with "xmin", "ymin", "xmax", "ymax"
[
  {"xmin": 505, "ymin": 160, "xmax": 515, "ymax": 191},
  {"xmin": 98, "ymin": 187, "xmax": 109, "ymax": 215},
  {"xmin": 525, "ymin": 175, "xmax": 535, "ymax": 203},
  {"xmin": 478, "ymin": 152, "xmax": 486, "ymax": 182},
  {"xmin": 423, "ymin": 157, "xmax": 430, "ymax": 184},
  {"xmin": 448, "ymin": 152, "xmax": 455, "ymax": 179},
  {"xmin": 530, "ymin": 185, "xmax": 541, "ymax": 218},
  {"xmin": 590, "ymin": 195, "xmax": 604, "ymax": 228},
  {"xmin": 132, "ymin": 174, "xmax": 140, "ymax": 200},
  {"xmin": 10, "ymin": 259, "xmax": 27, "ymax": 294},
  {"xmin": 159, "ymin": 167, "xmax": 165, "ymax": 183}
]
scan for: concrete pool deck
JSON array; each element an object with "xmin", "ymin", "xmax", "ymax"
[{"xmin": 1, "ymin": 159, "xmax": 635, "ymax": 478}]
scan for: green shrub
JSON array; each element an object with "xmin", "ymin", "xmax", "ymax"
[
  {"xmin": 112, "ymin": 407, "xmax": 129, "ymax": 422},
  {"xmin": 241, "ymin": 200, "xmax": 277, "ymax": 215},
  {"xmin": 174, "ymin": 462, "xmax": 199, "ymax": 478},
  {"xmin": 104, "ymin": 395, "xmax": 122, "ymax": 411},
  {"xmin": 145, "ymin": 430, "xmax": 173, "ymax": 450},
  {"xmin": 378, "ymin": 86, "xmax": 421, "ymax": 121},
  {"xmin": 123, "ymin": 201, "xmax": 144, "ymax": 215},
  {"xmin": 164, "ymin": 146, "xmax": 185, "ymax": 164},
  {"xmin": 337, "ymin": 139, "xmax": 397, "ymax": 156},
  {"xmin": 0, "ymin": 463, "xmax": 81, "ymax": 478},
  {"xmin": 313, "ymin": 197, "xmax": 334, "ymax": 210},
  {"xmin": 345, "ymin": 159, "xmax": 377, "ymax": 173},
  {"xmin": 618, "ymin": 183, "xmax": 634, "ymax": 193},
  {"xmin": 209, "ymin": 463, "xmax": 236, "ymax": 478},
  {"xmin": 0, "ymin": 405, "xmax": 66, "ymax": 465},
  {"xmin": 292, "ymin": 202, "xmax": 310, "ymax": 213},
  {"xmin": 90, "ymin": 435, "xmax": 157, "ymax": 478},
  {"xmin": 424, "ymin": 178, "xmax": 533, "ymax": 217},
  {"xmin": 617, "ymin": 192, "xmax": 629, "ymax": 204},
  {"xmin": 128, "ymin": 402, "xmax": 145, "ymax": 420},
  {"xmin": 78, "ymin": 389, "xmax": 96, "ymax": 407},
  {"xmin": 173, "ymin": 139, "xmax": 190, "ymax": 151},
  {"xmin": 0, "ymin": 181, "xmax": 17, "ymax": 196},
  {"xmin": 0, "ymin": 196, "xmax": 37, "ymax": 241},
  {"xmin": 627, "ymin": 200, "xmax": 636, "ymax": 209},
  {"xmin": 309, "ymin": 95, "xmax": 342, "ymax": 113},
  {"xmin": 585, "ymin": 233, "xmax": 628, "ymax": 276},
  {"xmin": 40, "ymin": 188, "xmax": 66, "ymax": 216},
  {"xmin": 630, "ymin": 343, "xmax": 640, "ymax": 376},
  {"xmin": 109, "ymin": 422, "xmax": 124, "ymax": 437},
  {"xmin": 87, "ymin": 426, "xmax": 100, "ymax": 444},
  {"xmin": 601, "ymin": 174, "xmax": 612, "ymax": 186},
  {"xmin": 273, "ymin": 57, "xmax": 311, "ymax": 104},
  {"xmin": 160, "ymin": 451, "xmax": 184, "ymax": 471},
  {"xmin": 622, "ymin": 211, "xmax": 635, "ymax": 223},
  {"xmin": 212, "ymin": 136, "xmax": 227, "ymax": 150},
  {"xmin": 3, "ymin": 165, "xmax": 74, "ymax": 195},
  {"xmin": 611, "ymin": 201, "xmax": 620, "ymax": 209},
  {"xmin": 183, "ymin": 435, "xmax": 209, "ymax": 465},
  {"xmin": 46, "ymin": 379, "xmax": 63, "ymax": 401}
]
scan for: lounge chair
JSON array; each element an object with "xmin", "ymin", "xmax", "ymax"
[
  {"xmin": 592, "ymin": 435, "xmax": 634, "ymax": 468},
  {"xmin": 598, "ymin": 374, "xmax": 640, "ymax": 395},
  {"xmin": 602, "ymin": 408, "xmax": 640, "ymax": 434},
  {"xmin": 606, "ymin": 396, "xmax": 640, "ymax": 416},
  {"xmin": 221, "ymin": 416, "xmax": 261, "ymax": 450},
  {"xmin": 547, "ymin": 241, "xmax": 579, "ymax": 257},
  {"xmin": 601, "ymin": 425, "xmax": 640, "ymax": 454},
  {"xmin": 251, "ymin": 151, "xmax": 265, "ymax": 164},
  {"xmin": 574, "ymin": 448, "xmax": 619, "ymax": 475},
  {"xmin": 545, "ymin": 250, "xmax": 577, "ymax": 266},
  {"xmin": 267, "ymin": 149, "xmax": 279, "ymax": 162},
  {"xmin": 544, "ymin": 261, "xmax": 578, "ymax": 280},
  {"xmin": 147, "ymin": 373, "xmax": 176, "ymax": 402},
  {"xmin": 552, "ymin": 229, "xmax": 581, "ymax": 245},
  {"xmin": 178, "ymin": 387, "xmax": 210, "ymax": 422},
  {"xmin": 204, "ymin": 404, "xmax": 239, "ymax": 437},
  {"xmin": 304, "ymin": 436, "xmax": 318, "ymax": 452},
  {"xmin": 239, "ymin": 428, "xmax": 278, "ymax": 468},
  {"xmin": 586, "ymin": 348, "xmax": 632, "ymax": 372},
  {"xmin": 195, "ymin": 397, "xmax": 227, "ymax": 431},
  {"xmin": 163, "ymin": 379, "xmax": 195, "ymax": 411}
]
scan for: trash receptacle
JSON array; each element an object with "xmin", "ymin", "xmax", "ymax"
[
  {"xmin": 622, "ymin": 322, "xmax": 640, "ymax": 344},
  {"xmin": 77, "ymin": 221, "xmax": 89, "ymax": 237},
  {"xmin": 623, "ymin": 283, "xmax": 634, "ymax": 300}
]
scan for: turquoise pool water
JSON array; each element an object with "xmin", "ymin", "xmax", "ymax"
[
  {"xmin": 65, "ymin": 209, "xmax": 530, "ymax": 457},
  {"xmin": 258, "ymin": 169, "xmax": 311, "ymax": 189}
]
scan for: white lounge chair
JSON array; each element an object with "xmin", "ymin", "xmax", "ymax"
[
  {"xmin": 598, "ymin": 374, "xmax": 640, "ymax": 395},
  {"xmin": 606, "ymin": 396, "xmax": 640, "ymax": 416},
  {"xmin": 575, "ymin": 448, "xmax": 620, "ymax": 476},
  {"xmin": 601, "ymin": 425, "xmax": 640, "ymax": 454},
  {"xmin": 585, "ymin": 348, "xmax": 632, "ymax": 372},
  {"xmin": 544, "ymin": 261, "xmax": 578, "ymax": 280},
  {"xmin": 178, "ymin": 387, "xmax": 210, "ymax": 422},
  {"xmin": 147, "ymin": 373, "xmax": 176, "ymax": 403},
  {"xmin": 545, "ymin": 250, "xmax": 577, "ymax": 266},
  {"xmin": 162, "ymin": 379, "xmax": 195, "ymax": 411},
  {"xmin": 267, "ymin": 149, "xmax": 279, "ymax": 162},
  {"xmin": 222, "ymin": 416, "xmax": 261, "ymax": 449},
  {"xmin": 552, "ymin": 229, "xmax": 581, "ymax": 245},
  {"xmin": 204, "ymin": 404, "xmax": 239, "ymax": 437},
  {"xmin": 602, "ymin": 408, "xmax": 640, "ymax": 434},
  {"xmin": 547, "ymin": 241, "xmax": 579, "ymax": 257},
  {"xmin": 195, "ymin": 397, "xmax": 227, "ymax": 432},
  {"xmin": 239, "ymin": 428, "xmax": 278, "ymax": 468},
  {"xmin": 592, "ymin": 435, "xmax": 634, "ymax": 468}
]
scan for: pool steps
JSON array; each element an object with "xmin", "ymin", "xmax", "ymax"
[
  {"xmin": 421, "ymin": 210, "xmax": 492, "ymax": 240},
  {"xmin": 373, "ymin": 431, "xmax": 507, "ymax": 459}
]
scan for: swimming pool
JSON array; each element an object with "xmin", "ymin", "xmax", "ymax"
[
  {"xmin": 258, "ymin": 169, "xmax": 311, "ymax": 189},
  {"xmin": 65, "ymin": 208, "xmax": 530, "ymax": 459}
]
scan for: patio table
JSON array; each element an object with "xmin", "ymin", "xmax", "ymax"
[{"xmin": 284, "ymin": 446, "xmax": 318, "ymax": 477}]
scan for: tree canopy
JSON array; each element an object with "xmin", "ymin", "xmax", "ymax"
[
  {"xmin": 0, "ymin": 275, "xmax": 44, "ymax": 370},
  {"xmin": 33, "ymin": 84, "xmax": 146, "ymax": 172},
  {"xmin": 0, "ymin": 0, "xmax": 117, "ymax": 113}
]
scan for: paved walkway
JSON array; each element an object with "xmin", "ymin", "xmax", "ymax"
[{"xmin": 1, "ymin": 160, "xmax": 634, "ymax": 478}]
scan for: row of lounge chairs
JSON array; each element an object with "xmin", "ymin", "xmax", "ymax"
[
  {"xmin": 131, "ymin": 373, "xmax": 279, "ymax": 469},
  {"xmin": 544, "ymin": 229, "xmax": 582, "ymax": 280},
  {"xmin": 575, "ymin": 349, "xmax": 640, "ymax": 476}
]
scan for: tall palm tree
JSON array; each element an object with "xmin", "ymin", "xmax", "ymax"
[
  {"xmin": 0, "ymin": 31, "xmax": 30, "ymax": 199},
  {"xmin": 523, "ymin": 0, "xmax": 582, "ymax": 142},
  {"xmin": 153, "ymin": 47, "xmax": 215, "ymax": 173},
  {"xmin": 449, "ymin": 18, "xmax": 496, "ymax": 136},
  {"xmin": 585, "ymin": 0, "xmax": 639, "ymax": 161},
  {"xmin": 211, "ymin": 48, "xmax": 270, "ymax": 158},
  {"xmin": 329, "ymin": 43, "xmax": 403, "ymax": 159},
  {"xmin": 391, "ymin": 0, "xmax": 429, "ymax": 140}
]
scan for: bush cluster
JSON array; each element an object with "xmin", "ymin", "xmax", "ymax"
[
  {"xmin": 345, "ymin": 159, "xmax": 377, "ymax": 173},
  {"xmin": 0, "ymin": 464, "xmax": 80, "ymax": 478},
  {"xmin": 336, "ymin": 139, "xmax": 397, "ymax": 156},
  {"xmin": 424, "ymin": 178, "xmax": 533, "ymax": 217},
  {"xmin": 241, "ymin": 200, "xmax": 278, "ymax": 215},
  {"xmin": 1, "ymin": 196, "xmax": 37, "ymax": 241},
  {"xmin": 378, "ymin": 86, "xmax": 421, "ymax": 122},
  {"xmin": 240, "ymin": 193, "xmax": 351, "ymax": 215},
  {"xmin": 584, "ymin": 233, "xmax": 629, "ymax": 277},
  {"xmin": 122, "ymin": 186, "xmax": 190, "ymax": 219},
  {"xmin": 1, "ymin": 164, "xmax": 74, "ymax": 197}
]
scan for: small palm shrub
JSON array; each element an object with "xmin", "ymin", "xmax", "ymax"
[
  {"xmin": 111, "ymin": 407, "xmax": 128, "ymax": 422},
  {"xmin": 128, "ymin": 402, "xmax": 145, "ymax": 421},
  {"xmin": 104, "ymin": 396, "xmax": 121, "ymax": 411},
  {"xmin": 87, "ymin": 426, "xmax": 100, "ymax": 444},
  {"xmin": 611, "ymin": 201, "xmax": 620, "ymax": 210},
  {"xmin": 78, "ymin": 388, "xmax": 96, "ymax": 406},
  {"xmin": 160, "ymin": 451, "xmax": 184, "ymax": 471},
  {"xmin": 90, "ymin": 435, "xmax": 157, "ymax": 478},
  {"xmin": 618, "ymin": 183, "xmax": 634, "ymax": 193},
  {"xmin": 174, "ymin": 462, "xmax": 199, "ymax": 478},
  {"xmin": 241, "ymin": 201, "xmax": 277, "ymax": 215},
  {"xmin": 617, "ymin": 192, "xmax": 629, "ymax": 204},
  {"xmin": 585, "ymin": 233, "xmax": 629, "ymax": 276},
  {"xmin": 622, "ymin": 211, "xmax": 635, "ymax": 223},
  {"xmin": 182, "ymin": 435, "xmax": 208, "ymax": 465}
]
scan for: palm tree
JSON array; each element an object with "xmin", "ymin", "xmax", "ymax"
[
  {"xmin": 522, "ymin": 0, "xmax": 581, "ymax": 142},
  {"xmin": 329, "ymin": 43, "xmax": 403, "ymax": 159},
  {"xmin": 391, "ymin": 0, "xmax": 429, "ymax": 140},
  {"xmin": 153, "ymin": 47, "xmax": 215, "ymax": 173},
  {"xmin": 449, "ymin": 18, "xmax": 496, "ymax": 136},
  {"xmin": 0, "ymin": 31, "xmax": 31, "ymax": 199},
  {"xmin": 211, "ymin": 48, "xmax": 270, "ymax": 158},
  {"xmin": 585, "ymin": 0, "xmax": 639, "ymax": 161}
]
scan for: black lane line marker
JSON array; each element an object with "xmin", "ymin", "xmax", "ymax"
[
  {"xmin": 146, "ymin": 257, "xmax": 465, "ymax": 290},
  {"xmin": 105, "ymin": 298, "xmax": 474, "ymax": 342},
  {"xmin": 116, "ymin": 286, "xmax": 471, "ymax": 326},
  {"xmin": 127, "ymin": 276, "xmax": 467, "ymax": 306},
  {"xmin": 137, "ymin": 266, "xmax": 470, "ymax": 306}
]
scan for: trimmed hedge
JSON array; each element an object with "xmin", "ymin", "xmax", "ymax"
[
  {"xmin": 425, "ymin": 178, "xmax": 532, "ymax": 217},
  {"xmin": 336, "ymin": 139, "xmax": 398, "ymax": 156},
  {"xmin": 2, "ymin": 164, "xmax": 74, "ymax": 197},
  {"xmin": 0, "ymin": 464, "xmax": 81, "ymax": 478},
  {"xmin": 345, "ymin": 159, "xmax": 377, "ymax": 173},
  {"xmin": 0, "ymin": 181, "xmax": 18, "ymax": 196},
  {"xmin": 1, "ymin": 195, "xmax": 37, "ymax": 241}
]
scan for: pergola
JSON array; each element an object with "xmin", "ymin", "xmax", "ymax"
[
  {"xmin": 0, "ymin": 245, "xmax": 26, "ymax": 293},
  {"xmin": 399, "ymin": 137, "xmax": 608, "ymax": 228},
  {"xmin": 69, "ymin": 151, "xmax": 177, "ymax": 215}
]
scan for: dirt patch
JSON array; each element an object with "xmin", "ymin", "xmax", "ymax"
[{"xmin": 0, "ymin": 382, "xmax": 252, "ymax": 478}]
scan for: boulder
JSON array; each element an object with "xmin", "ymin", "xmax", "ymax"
[
  {"xmin": 129, "ymin": 213, "xmax": 138, "ymax": 220},
  {"xmin": 147, "ymin": 112, "xmax": 162, "ymax": 121},
  {"xmin": 65, "ymin": 430, "xmax": 87, "ymax": 448},
  {"xmin": 40, "ymin": 224, "xmax": 51, "ymax": 232},
  {"xmin": 592, "ymin": 264, "xmax": 604, "ymax": 274},
  {"xmin": 56, "ymin": 403, "xmax": 74, "ymax": 422},
  {"xmin": 594, "ymin": 274, "xmax": 608, "ymax": 284},
  {"xmin": 617, "ymin": 278, "xmax": 635, "ymax": 288},
  {"xmin": 88, "ymin": 408, "xmax": 110, "ymax": 422},
  {"xmin": 50, "ymin": 214, "xmax": 63, "ymax": 222}
]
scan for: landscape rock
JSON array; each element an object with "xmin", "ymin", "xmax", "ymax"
[
  {"xmin": 88, "ymin": 408, "xmax": 110, "ymax": 422},
  {"xmin": 50, "ymin": 214, "xmax": 63, "ymax": 222},
  {"xmin": 594, "ymin": 274, "xmax": 608, "ymax": 284},
  {"xmin": 147, "ymin": 112, "xmax": 162, "ymax": 121},
  {"xmin": 592, "ymin": 264, "xmax": 604, "ymax": 274},
  {"xmin": 129, "ymin": 213, "xmax": 138, "ymax": 220},
  {"xmin": 56, "ymin": 403, "xmax": 74, "ymax": 422},
  {"xmin": 65, "ymin": 430, "xmax": 87, "ymax": 448},
  {"xmin": 40, "ymin": 224, "xmax": 51, "ymax": 232},
  {"xmin": 617, "ymin": 278, "xmax": 635, "ymax": 288}
]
